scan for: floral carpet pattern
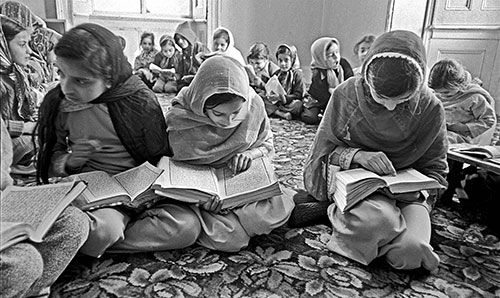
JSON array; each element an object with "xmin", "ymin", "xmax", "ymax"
[{"xmin": 45, "ymin": 96, "xmax": 500, "ymax": 297}]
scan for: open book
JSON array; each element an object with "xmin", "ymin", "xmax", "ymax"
[
  {"xmin": 1, "ymin": 180, "xmax": 86, "ymax": 251},
  {"xmin": 265, "ymin": 75, "xmax": 286, "ymax": 104},
  {"xmin": 331, "ymin": 168, "xmax": 444, "ymax": 213},
  {"xmin": 70, "ymin": 162, "xmax": 164, "ymax": 211},
  {"xmin": 152, "ymin": 156, "xmax": 282, "ymax": 209},
  {"xmin": 451, "ymin": 145, "xmax": 500, "ymax": 159}
]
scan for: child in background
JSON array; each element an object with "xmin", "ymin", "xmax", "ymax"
[
  {"xmin": 174, "ymin": 21, "xmax": 209, "ymax": 89},
  {"xmin": 211, "ymin": 27, "xmax": 246, "ymax": 65},
  {"xmin": 428, "ymin": 58, "xmax": 497, "ymax": 145},
  {"xmin": 301, "ymin": 37, "xmax": 354, "ymax": 125},
  {"xmin": 266, "ymin": 44, "xmax": 305, "ymax": 120},
  {"xmin": 151, "ymin": 35, "xmax": 181, "ymax": 93},
  {"xmin": 165, "ymin": 55, "xmax": 294, "ymax": 252},
  {"xmin": 133, "ymin": 32, "xmax": 159, "ymax": 89},
  {"xmin": 352, "ymin": 35, "xmax": 375, "ymax": 76},
  {"xmin": 117, "ymin": 35, "xmax": 126, "ymax": 51},
  {"xmin": 246, "ymin": 42, "xmax": 280, "ymax": 102},
  {"xmin": 37, "ymin": 23, "xmax": 200, "ymax": 258}
]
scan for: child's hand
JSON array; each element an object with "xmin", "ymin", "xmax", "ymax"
[
  {"xmin": 228, "ymin": 153, "xmax": 252, "ymax": 175},
  {"xmin": 352, "ymin": 150, "xmax": 397, "ymax": 176},
  {"xmin": 66, "ymin": 139, "xmax": 102, "ymax": 170},
  {"xmin": 200, "ymin": 195, "xmax": 223, "ymax": 213}
]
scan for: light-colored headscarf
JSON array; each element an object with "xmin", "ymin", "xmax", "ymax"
[
  {"xmin": 166, "ymin": 55, "xmax": 270, "ymax": 167},
  {"xmin": 304, "ymin": 30, "xmax": 448, "ymax": 201},
  {"xmin": 0, "ymin": 15, "xmax": 36, "ymax": 122},
  {"xmin": 212, "ymin": 26, "xmax": 246, "ymax": 66},
  {"xmin": 310, "ymin": 37, "xmax": 344, "ymax": 89}
]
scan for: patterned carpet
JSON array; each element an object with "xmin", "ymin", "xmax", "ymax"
[{"xmin": 44, "ymin": 114, "xmax": 500, "ymax": 298}]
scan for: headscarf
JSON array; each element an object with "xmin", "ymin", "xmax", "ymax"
[
  {"xmin": 27, "ymin": 26, "xmax": 61, "ymax": 83},
  {"xmin": 0, "ymin": 15, "xmax": 36, "ymax": 122},
  {"xmin": 166, "ymin": 55, "xmax": 270, "ymax": 167},
  {"xmin": 275, "ymin": 43, "xmax": 300, "ymax": 94},
  {"xmin": 0, "ymin": 1, "xmax": 44, "ymax": 33},
  {"xmin": 304, "ymin": 30, "xmax": 448, "ymax": 201},
  {"xmin": 310, "ymin": 37, "xmax": 344, "ymax": 89},
  {"xmin": 37, "ymin": 23, "xmax": 170, "ymax": 183},
  {"xmin": 174, "ymin": 21, "xmax": 197, "ymax": 47},
  {"xmin": 212, "ymin": 27, "xmax": 246, "ymax": 66}
]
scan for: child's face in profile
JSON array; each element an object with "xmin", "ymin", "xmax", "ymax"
[
  {"xmin": 432, "ymin": 86, "xmax": 461, "ymax": 100},
  {"xmin": 205, "ymin": 97, "xmax": 245, "ymax": 128},
  {"xmin": 213, "ymin": 37, "xmax": 228, "ymax": 52},
  {"xmin": 248, "ymin": 58, "xmax": 268, "ymax": 73},
  {"xmin": 326, "ymin": 43, "xmax": 340, "ymax": 70},
  {"xmin": 357, "ymin": 41, "xmax": 372, "ymax": 63},
  {"xmin": 8, "ymin": 30, "xmax": 32, "ymax": 67},
  {"xmin": 57, "ymin": 57, "xmax": 109, "ymax": 104},
  {"xmin": 176, "ymin": 36, "xmax": 189, "ymax": 49},
  {"xmin": 141, "ymin": 37, "xmax": 153, "ymax": 52},
  {"xmin": 161, "ymin": 43, "xmax": 175, "ymax": 58},
  {"xmin": 277, "ymin": 53, "xmax": 292, "ymax": 72}
]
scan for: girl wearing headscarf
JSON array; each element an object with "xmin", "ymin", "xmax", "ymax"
[
  {"xmin": 301, "ymin": 37, "xmax": 353, "ymax": 125},
  {"xmin": 37, "ymin": 23, "xmax": 201, "ymax": 258},
  {"xmin": 210, "ymin": 26, "xmax": 246, "ymax": 66},
  {"xmin": 174, "ymin": 21, "xmax": 209, "ymax": 89},
  {"xmin": 166, "ymin": 55, "xmax": 295, "ymax": 252},
  {"xmin": 301, "ymin": 31, "xmax": 448, "ymax": 271},
  {"xmin": 0, "ymin": 15, "xmax": 37, "ymax": 172},
  {"xmin": 265, "ymin": 44, "xmax": 305, "ymax": 120}
]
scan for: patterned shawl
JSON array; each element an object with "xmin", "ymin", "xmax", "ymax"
[
  {"xmin": 166, "ymin": 55, "xmax": 269, "ymax": 167},
  {"xmin": 0, "ymin": 15, "xmax": 36, "ymax": 122},
  {"xmin": 27, "ymin": 27, "xmax": 61, "ymax": 83},
  {"xmin": 0, "ymin": 1, "xmax": 44, "ymax": 33},
  {"xmin": 310, "ymin": 37, "xmax": 344, "ymax": 89},
  {"xmin": 37, "ymin": 23, "xmax": 169, "ymax": 183},
  {"xmin": 304, "ymin": 30, "xmax": 449, "ymax": 201}
]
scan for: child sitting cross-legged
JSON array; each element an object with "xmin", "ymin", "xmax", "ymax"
[
  {"xmin": 151, "ymin": 34, "xmax": 181, "ymax": 93},
  {"xmin": 264, "ymin": 44, "xmax": 305, "ymax": 120}
]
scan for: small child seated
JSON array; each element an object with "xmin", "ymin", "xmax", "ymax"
[
  {"xmin": 301, "ymin": 37, "xmax": 353, "ymax": 125},
  {"xmin": 174, "ymin": 21, "xmax": 209, "ymax": 90},
  {"xmin": 265, "ymin": 44, "xmax": 305, "ymax": 120},
  {"xmin": 246, "ymin": 42, "xmax": 280, "ymax": 102},
  {"xmin": 151, "ymin": 35, "xmax": 181, "ymax": 93},
  {"xmin": 428, "ymin": 58, "xmax": 497, "ymax": 145},
  {"xmin": 133, "ymin": 32, "xmax": 159, "ymax": 89}
]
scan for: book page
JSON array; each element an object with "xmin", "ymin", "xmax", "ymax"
[
  {"xmin": 74, "ymin": 171, "xmax": 128, "ymax": 203},
  {"xmin": 217, "ymin": 157, "xmax": 276, "ymax": 198},
  {"xmin": 113, "ymin": 162, "xmax": 163, "ymax": 199},
  {"xmin": 381, "ymin": 168, "xmax": 442, "ymax": 193},
  {"xmin": 0, "ymin": 182, "xmax": 75, "ymax": 242},
  {"xmin": 336, "ymin": 168, "xmax": 382, "ymax": 188},
  {"xmin": 155, "ymin": 157, "xmax": 219, "ymax": 195}
]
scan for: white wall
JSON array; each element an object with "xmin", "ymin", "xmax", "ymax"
[{"xmin": 219, "ymin": 0, "xmax": 391, "ymax": 82}]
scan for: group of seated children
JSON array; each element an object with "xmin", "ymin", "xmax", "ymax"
[
  {"xmin": 129, "ymin": 24, "xmax": 378, "ymax": 125},
  {"xmin": 1, "ymin": 1, "xmax": 499, "ymax": 296}
]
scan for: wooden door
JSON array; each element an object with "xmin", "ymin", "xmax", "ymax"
[{"xmin": 424, "ymin": 0, "xmax": 500, "ymax": 99}]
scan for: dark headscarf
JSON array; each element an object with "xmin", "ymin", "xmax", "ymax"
[{"xmin": 37, "ymin": 23, "xmax": 170, "ymax": 183}]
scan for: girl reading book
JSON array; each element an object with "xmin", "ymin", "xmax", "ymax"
[
  {"xmin": 36, "ymin": 23, "xmax": 201, "ymax": 257},
  {"xmin": 299, "ymin": 30, "xmax": 448, "ymax": 271},
  {"xmin": 165, "ymin": 55, "xmax": 295, "ymax": 252}
]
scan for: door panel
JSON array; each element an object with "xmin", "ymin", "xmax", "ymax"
[{"xmin": 425, "ymin": 0, "xmax": 500, "ymax": 99}]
